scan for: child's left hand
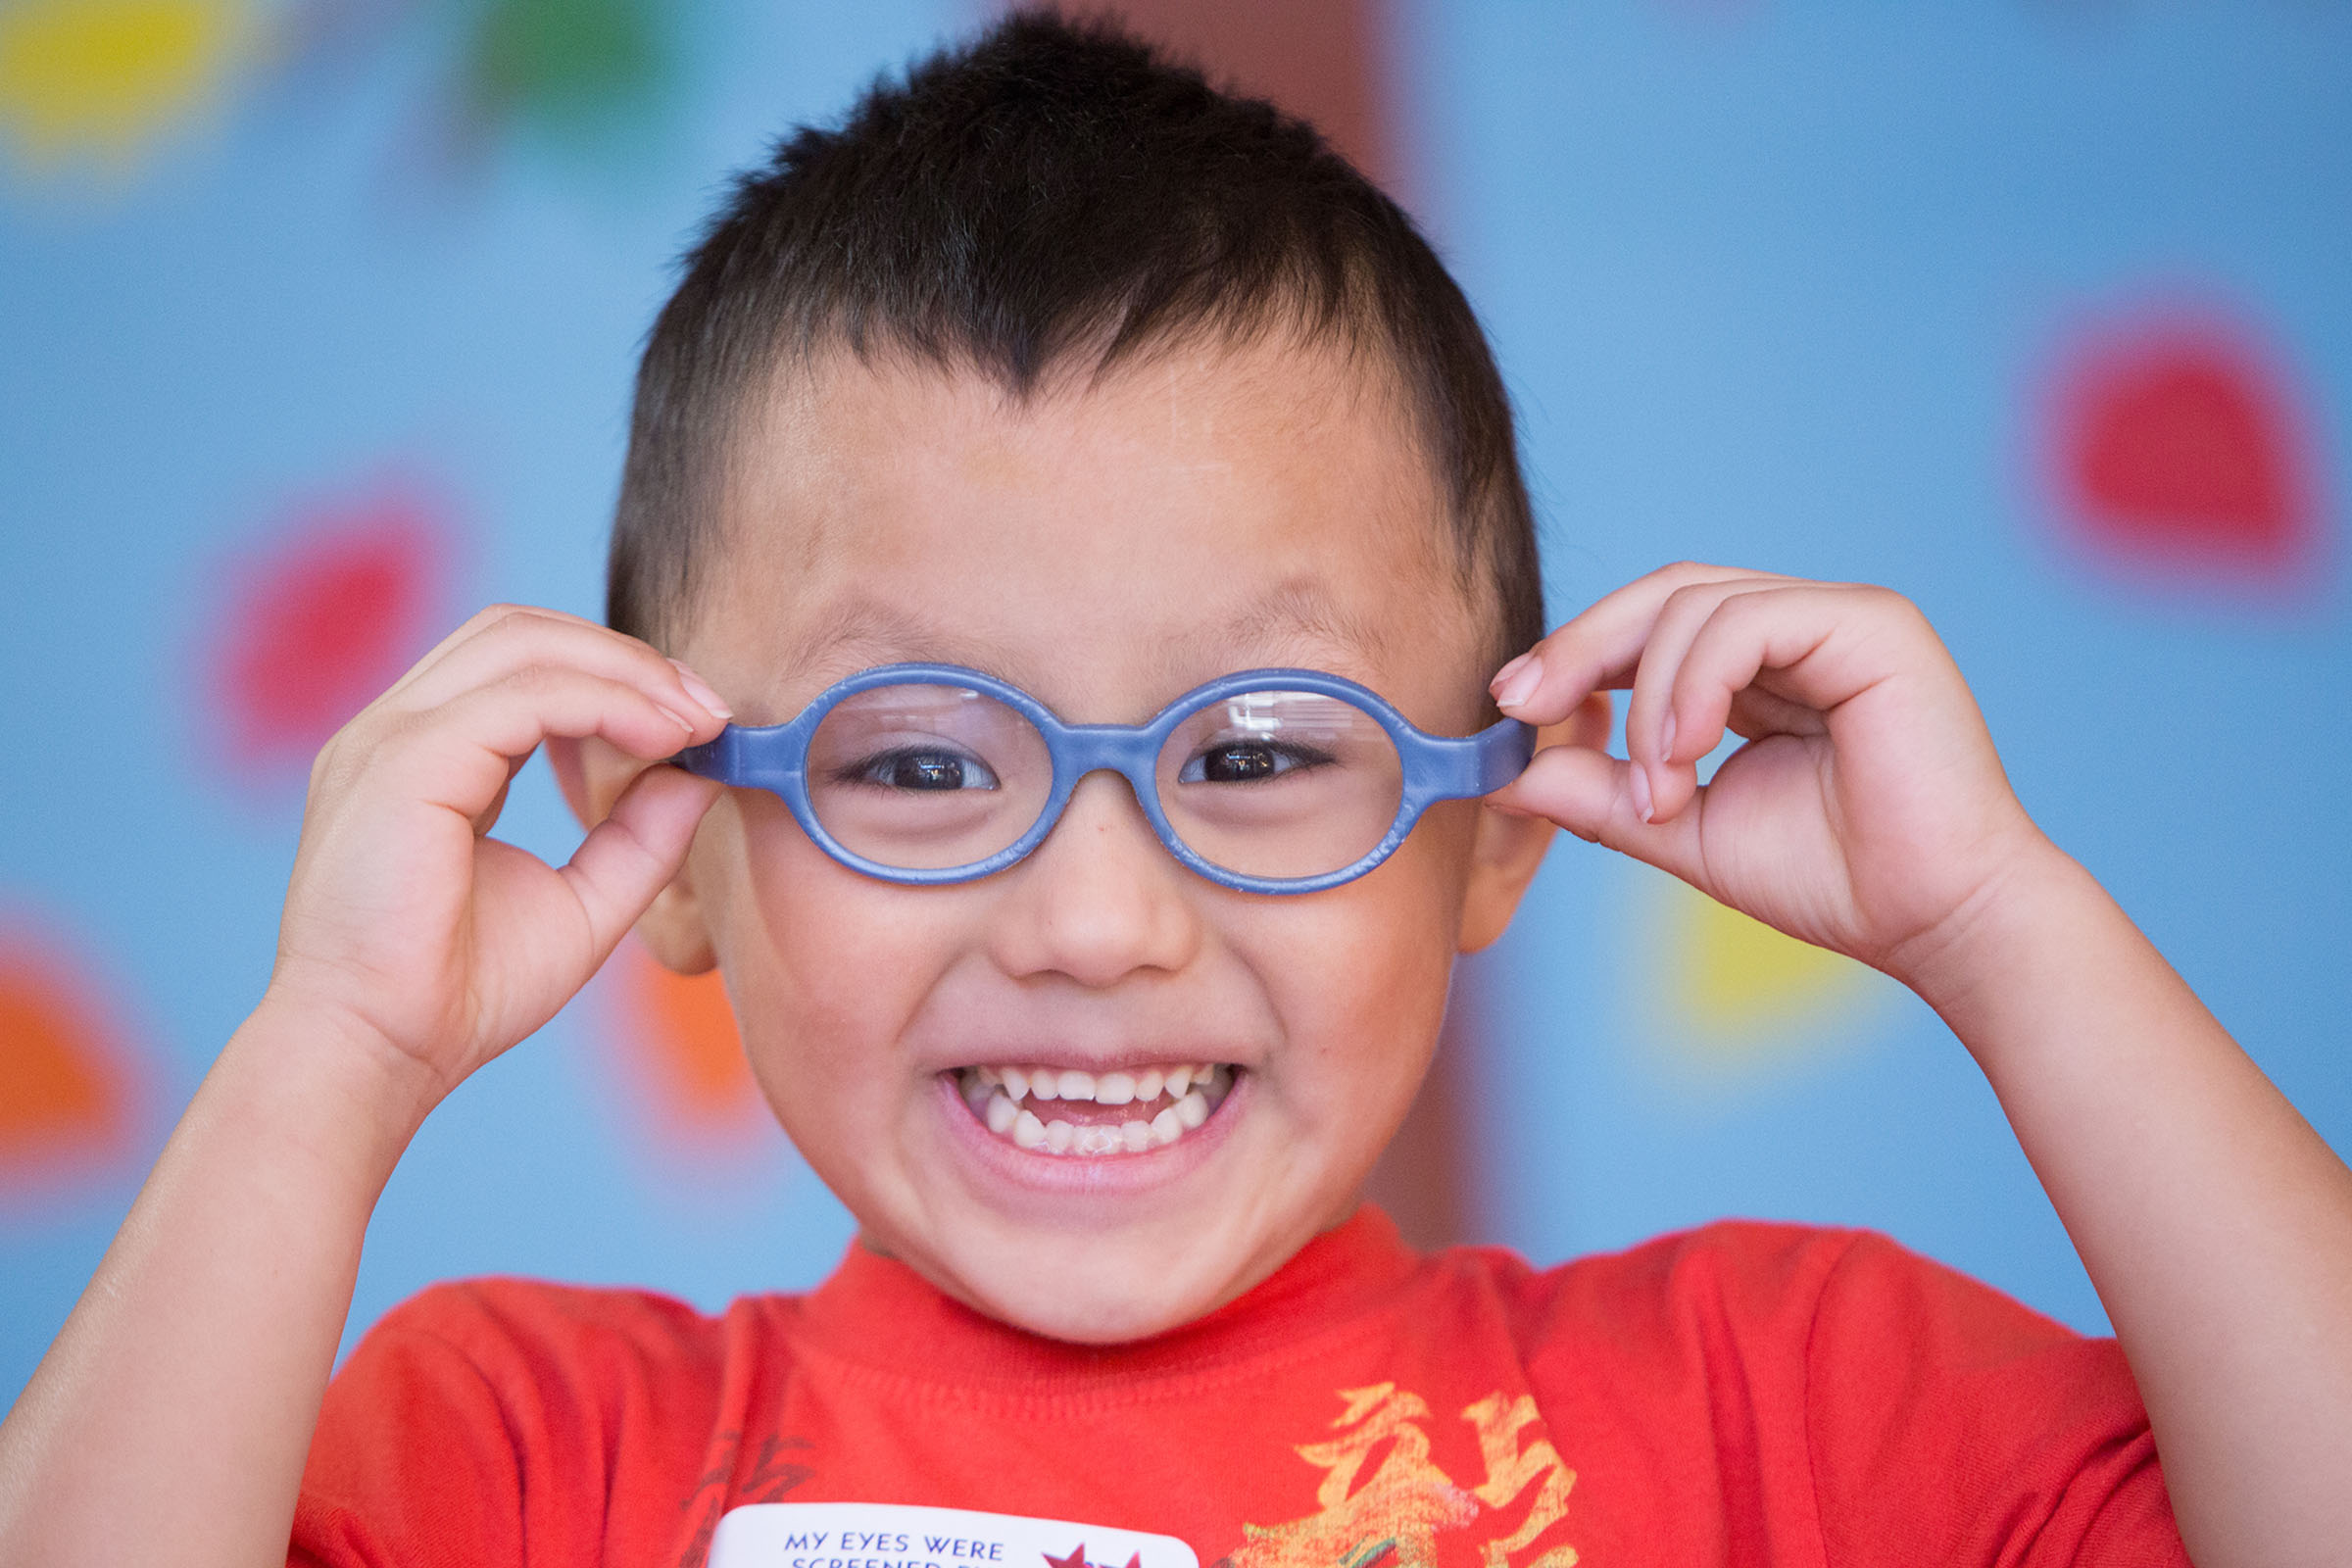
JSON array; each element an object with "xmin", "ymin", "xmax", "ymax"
[{"xmin": 1487, "ymin": 562, "xmax": 2056, "ymax": 983}]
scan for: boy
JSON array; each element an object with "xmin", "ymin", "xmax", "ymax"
[{"xmin": 3, "ymin": 13, "xmax": 2347, "ymax": 1567}]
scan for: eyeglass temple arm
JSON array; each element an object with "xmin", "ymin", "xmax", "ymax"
[
  {"xmin": 1413, "ymin": 717, "xmax": 1538, "ymax": 801},
  {"xmin": 670, "ymin": 723, "xmax": 803, "ymax": 787}
]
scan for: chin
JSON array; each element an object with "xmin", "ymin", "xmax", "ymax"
[{"xmin": 926, "ymin": 1231, "xmax": 1250, "ymax": 1345}]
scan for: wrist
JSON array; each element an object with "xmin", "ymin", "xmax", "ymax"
[
  {"xmin": 1885, "ymin": 833, "xmax": 2111, "ymax": 1047},
  {"xmin": 213, "ymin": 992, "xmax": 452, "ymax": 1197}
]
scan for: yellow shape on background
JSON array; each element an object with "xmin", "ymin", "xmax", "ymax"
[
  {"xmin": 1657, "ymin": 875, "xmax": 1879, "ymax": 1069},
  {"xmin": 0, "ymin": 0, "xmax": 251, "ymax": 172}
]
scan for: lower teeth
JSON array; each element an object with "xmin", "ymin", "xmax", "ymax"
[{"xmin": 963, "ymin": 1066, "xmax": 1231, "ymax": 1156}]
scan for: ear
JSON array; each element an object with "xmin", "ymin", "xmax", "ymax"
[
  {"xmin": 1456, "ymin": 690, "xmax": 1613, "ymax": 953},
  {"xmin": 547, "ymin": 735, "xmax": 718, "ymax": 975}
]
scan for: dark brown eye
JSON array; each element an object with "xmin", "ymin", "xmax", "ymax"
[
  {"xmin": 1200, "ymin": 743, "xmax": 1278, "ymax": 782},
  {"xmin": 839, "ymin": 748, "xmax": 1001, "ymax": 791},
  {"xmin": 1181, "ymin": 740, "xmax": 1334, "ymax": 785}
]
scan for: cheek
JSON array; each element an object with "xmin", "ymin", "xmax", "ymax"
[
  {"xmin": 1245, "ymin": 808, "xmax": 1476, "ymax": 1122},
  {"xmin": 693, "ymin": 796, "xmax": 953, "ymax": 1118}
]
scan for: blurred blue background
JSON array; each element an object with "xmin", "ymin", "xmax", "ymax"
[{"xmin": 3, "ymin": 0, "xmax": 2346, "ymax": 1403}]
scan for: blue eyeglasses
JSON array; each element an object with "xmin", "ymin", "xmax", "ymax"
[{"xmin": 671, "ymin": 664, "xmax": 1536, "ymax": 895}]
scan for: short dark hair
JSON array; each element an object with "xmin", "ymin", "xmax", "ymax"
[{"xmin": 607, "ymin": 9, "xmax": 1544, "ymax": 668}]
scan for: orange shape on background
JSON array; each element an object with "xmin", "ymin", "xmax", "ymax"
[
  {"xmin": 2050, "ymin": 314, "xmax": 2321, "ymax": 579},
  {"xmin": 614, "ymin": 940, "xmax": 763, "ymax": 1134},
  {"xmin": 0, "ymin": 934, "xmax": 135, "ymax": 1176},
  {"xmin": 211, "ymin": 479, "xmax": 451, "ymax": 766}
]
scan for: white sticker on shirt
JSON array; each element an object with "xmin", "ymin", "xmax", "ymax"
[{"xmin": 707, "ymin": 1501, "xmax": 1199, "ymax": 1568}]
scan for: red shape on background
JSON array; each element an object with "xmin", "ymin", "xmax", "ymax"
[
  {"xmin": 213, "ymin": 481, "xmax": 451, "ymax": 762},
  {"xmin": 2050, "ymin": 316, "xmax": 2320, "ymax": 577},
  {"xmin": 0, "ymin": 928, "xmax": 138, "ymax": 1183}
]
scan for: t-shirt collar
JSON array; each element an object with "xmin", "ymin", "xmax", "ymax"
[{"xmin": 795, "ymin": 1204, "xmax": 1422, "ymax": 1390}]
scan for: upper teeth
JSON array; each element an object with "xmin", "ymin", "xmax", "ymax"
[{"xmin": 978, "ymin": 1063, "xmax": 1217, "ymax": 1105}]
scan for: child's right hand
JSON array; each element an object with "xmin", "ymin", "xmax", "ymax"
[{"xmin": 261, "ymin": 605, "xmax": 729, "ymax": 1110}]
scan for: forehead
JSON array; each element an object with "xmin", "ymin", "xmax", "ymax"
[{"xmin": 691, "ymin": 332, "xmax": 1486, "ymax": 725}]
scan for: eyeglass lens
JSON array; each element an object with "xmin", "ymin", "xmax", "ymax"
[
  {"xmin": 1152, "ymin": 691, "xmax": 1402, "ymax": 879},
  {"xmin": 804, "ymin": 683, "xmax": 1405, "ymax": 881}
]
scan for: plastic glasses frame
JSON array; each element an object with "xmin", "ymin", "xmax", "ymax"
[{"xmin": 671, "ymin": 662, "xmax": 1538, "ymax": 895}]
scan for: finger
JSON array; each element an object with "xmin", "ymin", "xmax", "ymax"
[
  {"xmin": 557, "ymin": 764, "xmax": 723, "ymax": 967},
  {"xmin": 1656, "ymin": 584, "xmax": 1903, "ymax": 819},
  {"xmin": 376, "ymin": 603, "xmax": 605, "ymax": 707},
  {"xmin": 1488, "ymin": 742, "xmax": 1709, "ymax": 884},
  {"xmin": 469, "ymin": 753, "xmax": 529, "ymax": 837},
  {"xmin": 1622, "ymin": 578, "xmax": 1784, "ymax": 812},
  {"xmin": 357, "ymin": 666, "xmax": 714, "ymax": 829},
  {"xmin": 392, "ymin": 606, "xmax": 727, "ymax": 726},
  {"xmin": 1491, "ymin": 563, "xmax": 1789, "ymax": 727},
  {"xmin": 376, "ymin": 606, "xmax": 730, "ymax": 733}
]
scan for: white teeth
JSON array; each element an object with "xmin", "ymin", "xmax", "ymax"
[{"xmin": 968, "ymin": 1061, "xmax": 1238, "ymax": 1153}]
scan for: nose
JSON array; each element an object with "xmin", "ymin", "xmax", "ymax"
[{"xmin": 986, "ymin": 769, "xmax": 1203, "ymax": 987}]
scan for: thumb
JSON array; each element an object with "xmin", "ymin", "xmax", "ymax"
[
  {"xmin": 1491, "ymin": 743, "xmax": 1708, "ymax": 886},
  {"xmin": 556, "ymin": 763, "xmax": 723, "ymax": 965}
]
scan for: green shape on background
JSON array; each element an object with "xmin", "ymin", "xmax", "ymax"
[{"xmin": 466, "ymin": 0, "xmax": 668, "ymax": 131}]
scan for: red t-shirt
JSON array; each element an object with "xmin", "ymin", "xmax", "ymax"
[{"xmin": 291, "ymin": 1209, "xmax": 2184, "ymax": 1568}]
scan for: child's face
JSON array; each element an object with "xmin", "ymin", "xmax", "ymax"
[{"xmin": 642, "ymin": 332, "xmax": 1554, "ymax": 1342}]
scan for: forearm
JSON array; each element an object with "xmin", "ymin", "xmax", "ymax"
[
  {"xmin": 1910, "ymin": 848, "xmax": 2352, "ymax": 1568},
  {"xmin": 0, "ymin": 1002, "xmax": 435, "ymax": 1568}
]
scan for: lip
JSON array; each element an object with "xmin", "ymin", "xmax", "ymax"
[{"xmin": 931, "ymin": 1064, "xmax": 1245, "ymax": 1199}]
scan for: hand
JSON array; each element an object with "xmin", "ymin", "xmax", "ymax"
[
  {"xmin": 261, "ymin": 606, "xmax": 730, "ymax": 1107},
  {"xmin": 1487, "ymin": 564, "xmax": 2052, "ymax": 983}
]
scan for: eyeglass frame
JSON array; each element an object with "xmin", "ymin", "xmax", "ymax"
[{"xmin": 670, "ymin": 662, "xmax": 1538, "ymax": 896}]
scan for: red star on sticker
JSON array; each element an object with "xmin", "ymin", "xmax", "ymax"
[{"xmin": 1042, "ymin": 1545, "xmax": 1091, "ymax": 1568}]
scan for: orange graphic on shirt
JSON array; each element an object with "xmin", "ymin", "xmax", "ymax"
[{"xmin": 1224, "ymin": 1385, "xmax": 1577, "ymax": 1568}]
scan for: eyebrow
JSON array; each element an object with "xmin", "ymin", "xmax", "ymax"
[
  {"xmin": 768, "ymin": 600, "xmax": 1022, "ymax": 684},
  {"xmin": 1206, "ymin": 577, "xmax": 1395, "ymax": 671},
  {"xmin": 760, "ymin": 575, "xmax": 1396, "ymax": 720}
]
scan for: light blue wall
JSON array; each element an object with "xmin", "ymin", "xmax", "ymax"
[{"xmin": 1409, "ymin": 3, "xmax": 2351, "ymax": 1331}]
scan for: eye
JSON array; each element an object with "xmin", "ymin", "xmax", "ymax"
[
  {"xmin": 1178, "ymin": 740, "xmax": 1333, "ymax": 785},
  {"xmin": 839, "ymin": 747, "xmax": 1001, "ymax": 792}
]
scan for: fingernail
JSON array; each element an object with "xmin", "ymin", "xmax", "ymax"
[
  {"xmin": 1489, "ymin": 652, "xmax": 1533, "ymax": 694},
  {"xmin": 1658, "ymin": 710, "xmax": 1677, "ymax": 762},
  {"xmin": 1628, "ymin": 763, "xmax": 1653, "ymax": 823},
  {"xmin": 1494, "ymin": 659, "xmax": 1542, "ymax": 711},
  {"xmin": 656, "ymin": 704, "xmax": 697, "ymax": 734},
  {"xmin": 669, "ymin": 660, "xmax": 733, "ymax": 720}
]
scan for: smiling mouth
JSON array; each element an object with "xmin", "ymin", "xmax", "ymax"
[{"xmin": 954, "ymin": 1063, "xmax": 1238, "ymax": 1156}]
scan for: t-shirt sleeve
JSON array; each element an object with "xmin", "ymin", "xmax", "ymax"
[
  {"xmin": 289, "ymin": 1285, "xmax": 528, "ymax": 1568},
  {"xmin": 1801, "ymin": 1230, "xmax": 2187, "ymax": 1568}
]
